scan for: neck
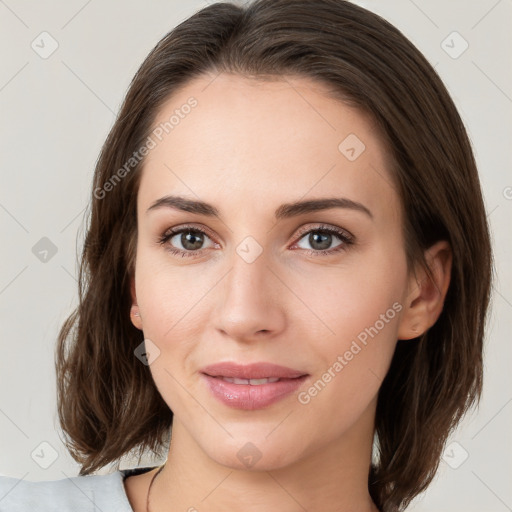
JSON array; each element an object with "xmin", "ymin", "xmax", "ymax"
[{"xmin": 150, "ymin": 401, "xmax": 379, "ymax": 512}]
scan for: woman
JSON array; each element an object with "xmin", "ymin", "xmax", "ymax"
[{"xmin": 0, "ymin": 0, "xmax": 492, "ymax": 511}]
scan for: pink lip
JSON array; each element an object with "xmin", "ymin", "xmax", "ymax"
[
  {"xmin": 200, "ymin": 361, "xmax": 307, "ymax": 379},
  {"xmin": 200, "ymin": 362, "xmax": 309, "ymax": 410}
]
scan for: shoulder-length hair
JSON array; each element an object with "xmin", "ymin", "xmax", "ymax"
[{"xmin": 55, "ymin": 1, "xmax": 493, "ymax": 510}]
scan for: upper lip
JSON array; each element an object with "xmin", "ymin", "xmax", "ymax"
[{"xmin": 201, "ymin": 362, "xmax": 308, "ymax": 380}]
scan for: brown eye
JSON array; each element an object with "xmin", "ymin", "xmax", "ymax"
[
  {"xmin": 158, "ymin": 226, "xmax": 216, "ymax": 257},
  {"xmin": 174, "ymin": 230, "xmax": 206, "ymax": 251}
]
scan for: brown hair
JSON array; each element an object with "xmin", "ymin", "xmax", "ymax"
[{"xmin": 55, "ymin": 1, "xmax": 493, "ymax": 510}]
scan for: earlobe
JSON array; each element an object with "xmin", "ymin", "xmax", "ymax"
[
  {"xmin": 397, "ymin": 240, "xmax": 452, "ymax": 341},
  {"xmin": 130, "ymin": 304, "xmax": 143, "ymax": 330}
]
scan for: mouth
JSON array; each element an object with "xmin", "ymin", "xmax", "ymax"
[{"xmin": 200, "ymin": 362, "xmax": 309, "ymax": 410}]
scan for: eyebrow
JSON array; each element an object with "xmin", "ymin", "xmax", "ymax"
[{"xmin": 146, "ymin": 195, "xmax": 373, "ymax": 220}]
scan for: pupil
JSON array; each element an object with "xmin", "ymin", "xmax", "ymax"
[{"xmin": 310, "ymin": 232, "xmax": 331, "ymax": 250}]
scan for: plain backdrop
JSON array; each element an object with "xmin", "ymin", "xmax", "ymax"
[{"xmin": 1, "ymin": 1, "xmax": 511, "ymax": 511}]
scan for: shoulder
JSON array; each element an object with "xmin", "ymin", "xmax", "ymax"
[{"xmin": 0, "ymin": 470, "xmax": 135, "ymax": 512}]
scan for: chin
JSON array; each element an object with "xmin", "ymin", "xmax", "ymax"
[{"xmin": 202, "ymin": 435, "xmax": 303, "ymax": 472}]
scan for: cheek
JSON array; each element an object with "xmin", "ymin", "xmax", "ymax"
[
  {"xmin": 295, "ymin": 297, "xmax": 402, "ymax": 442},
  {"xmin": 290, "ymin": 243, "xmax": 406, "ymax": 343},
  {"xmin": 293, "ymin": 246, "xmax": 406, "ymax": 409},
  {"xmin": 134, "ymin": 254, "xmax": 206, "ymax": 409},
  {"xmin": 134, "ymin": 249, "xmax": 211, "ymax": 337}
]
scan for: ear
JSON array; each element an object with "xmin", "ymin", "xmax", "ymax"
[
  {"xmin": 129, "ymin": 275, "xmax": 143, "ymax": 330},
  {"xmin": 397, "ymin": 240, "xmax": 452, "ymax": 340}
]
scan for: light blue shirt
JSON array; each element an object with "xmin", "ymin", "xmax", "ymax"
[{"xmin": 0, "ymin": 466, "xmax": 155, "ymax": 511}]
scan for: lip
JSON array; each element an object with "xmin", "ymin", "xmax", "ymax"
[
  {"xmin": 200, "ymin": 361, "xmax": 307, "ymax": 380},
  {"xmin": 200, "ymin": 362, "xmax": 309, "ymax": 410}
]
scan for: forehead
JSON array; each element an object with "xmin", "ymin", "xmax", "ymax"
[{"xmin": 138, "ymin": 73, "xmax": 400, "ymax": 224}]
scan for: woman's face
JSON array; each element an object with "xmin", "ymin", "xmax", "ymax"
[{"xmin": 132, "ymin": 73, "xmax": 412, "ymax": 470}]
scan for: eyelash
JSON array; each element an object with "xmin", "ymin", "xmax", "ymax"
[{"xmin": 157, "ymin": 223, "xmax": 355, "ymax": 259}]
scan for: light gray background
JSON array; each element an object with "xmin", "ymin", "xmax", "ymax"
[{"xmin": 1, "ymin": 1, "xmax": 511, "ymax": 511}]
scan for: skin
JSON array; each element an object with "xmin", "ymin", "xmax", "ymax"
[{"xmin": 125, "ymin": 73, "xmax": 452, "ymax": 512}]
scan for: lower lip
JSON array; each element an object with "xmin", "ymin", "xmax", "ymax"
[{"xmin": 201, "ymin": 374, "xmax": 309, "ymax": 410}]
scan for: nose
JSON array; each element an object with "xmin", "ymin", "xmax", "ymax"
[{"xmin": 212, "ymin": 250, "xmax": 287, "ymax": 343}]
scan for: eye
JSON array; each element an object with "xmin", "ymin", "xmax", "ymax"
[
  {"xmin": 292, "ymin": 224, "xmax": 354, "ymax": 256},
  {"xmin": 158, "ymin": 224, "xmax": 216, "ymax": 258}
]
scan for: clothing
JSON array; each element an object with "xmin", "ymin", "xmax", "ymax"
[{"xmin": 0, "ymin": 466, "xmax": 156, "ymax": 511}]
